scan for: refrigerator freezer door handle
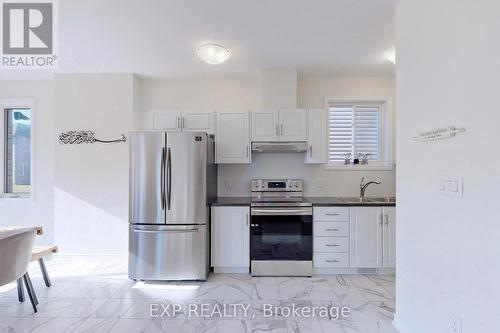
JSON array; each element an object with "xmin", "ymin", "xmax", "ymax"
[
  {"xmin": 160, "ymin": 147, "xmax": 166, "ymax": 210},
  {"xmin": 167, "ymin": 147, "xmax": 172, "ymax": 210},
  {"xmin": 133, "ymin": 228, "xmax": 198, "ymax": 234}
]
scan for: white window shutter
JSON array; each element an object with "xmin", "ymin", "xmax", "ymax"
[
  {"xmin": 354, "ymin": 106, "xmax": 380, "ymax": 160},
  {"xmin": 328, "ymin": 106, "xmax": 354, "ymax": 161},
  {"xmin": 328, "ymin": 104, "xmax": 381, "ymax": 162}
]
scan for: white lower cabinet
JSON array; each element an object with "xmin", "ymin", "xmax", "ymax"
[
  {"xmin": 350, "ymin": 207, "xmax": 396, "ymax": 268},
  {"xmin": 314, "ymin": 205, "xmax": 396, "ymax": 270},
  {"xmin": 383, "ymin": 207, "xmax": 396, "ymax": 268},
  {"xmin": 211, "ymin": 206, "xmax": 250, "ymax": 269},
  {"xmin": 313, "ymin": 207, "xmax": 350, "ymax": 268}
]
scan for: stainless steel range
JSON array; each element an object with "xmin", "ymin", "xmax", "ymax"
[{"xmin": 250, "ymin": 179, "xmax": 312, "ymax": 277}]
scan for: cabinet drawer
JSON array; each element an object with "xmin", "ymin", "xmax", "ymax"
[
  {"xmin": 313, "ymin": 207, "xmax": 349, "ymax": 221},
  {"xmin": 313, "ymin": 237, "xmax": 349, "ymax": 253},
  {"xmin": 313, "ymin": 222, "xmax": 349, "ymax": 237},
  {"xmin": 314, "ymin": 253, "xmax": 350, "ymax": 268}
]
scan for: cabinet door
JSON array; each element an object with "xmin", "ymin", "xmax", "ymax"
[
  {"xmin": 278, "ymin": 109, "xmax": 307, "ymax": 141},
  {"xmin": 216, "ymin": 110, "xmax": 251, "ymax": 164},
  {"xmin": 252, "ymin": 110, "xmax": 278, "ymax": 141},
  {"xmin": 181, "ymin": 109, "xmax": 215, "ymax": 135},
  {"xmin": 383, "ymin": 207, "xmax": 396, "ymax": 268},
  {"xmin": 350, "ymin": 207, "xmax": 383, "ymax": 268},
  {"xmin": 305, "ymin": 109, "xmax": 326, "ymax": 164},
  {"xmin": 211, "ymin": 206, "xmax": 250, "ymax": 267},
  {"xmin": 150, "ymin": 110, "xmax": 182, "ymax": 131}
]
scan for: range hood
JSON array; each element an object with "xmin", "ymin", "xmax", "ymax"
[{"xmin": 252, "ymin": 142, "xmax": 308, "ymax": 153}]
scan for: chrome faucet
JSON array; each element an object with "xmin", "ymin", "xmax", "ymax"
[{"xmin": 360, "ymin": 177, "xmax": 381, "ymax": 200}]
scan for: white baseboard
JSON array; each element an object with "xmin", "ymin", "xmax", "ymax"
[
  {"xmin": 392, "ymin": 314, "xmax": 411, "ymax": 333},
  {"xmin": 52, "ymin": 253, "xmax": 128, "ymax": 261},
  {"xmin": 213, "ymin": 267, "xmax": 249, "ymax": 274},
  {"xmin": 313, "ymin": 267, "xmax": 396, "ymax": 275}
]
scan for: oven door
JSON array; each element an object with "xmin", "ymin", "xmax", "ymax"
[{"xmin": 250, "ymin": 207, "xmax": 312, "ymax": 261}]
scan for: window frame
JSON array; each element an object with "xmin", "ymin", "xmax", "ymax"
[
  {"xmin": 323, "ymin": 97, "xmax": 393, "ymax": 171},
  {"xmin": 0, "ymin": 98, "xmax": 35, "ymax": 199}
]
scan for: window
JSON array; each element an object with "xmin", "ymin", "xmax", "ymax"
[
  {"xmin": 1, "ymin": 102, "xmax": 32, "ymax": 197},
  {"xmin": 327, "ymin": 100, "xmax": 390, "ymax": 169}
]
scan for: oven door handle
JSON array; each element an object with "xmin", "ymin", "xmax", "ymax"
[{"xmin": 251, "ymin": 208, "xmax": 312, "ymax": 216}]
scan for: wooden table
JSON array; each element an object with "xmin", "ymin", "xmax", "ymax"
[{"xmin": 0, "ymin": 226, "xmax": 43, "ymax": 240}]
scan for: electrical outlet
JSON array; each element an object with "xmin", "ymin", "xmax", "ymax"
[
  {"xmin": 224, "ymin": 178, "xmax": 232, "ymax": 189},
  {"xmin": 451, "ymin": 315, "xmax": 462, "ymax": 333}
]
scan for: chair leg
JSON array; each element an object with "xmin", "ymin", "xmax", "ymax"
[
  {"xmin": 38, "ymin": 258, "xmax": 52, "ymax": 287},
  {"xmin": 17, "ymin": 278, "xmax": 25, "ymax": 302},
  {"xmin": 22, "ymin": 274, "xmax": 37, "ymax": 313},
  {"xmin": 24, "ymin": 272, "xmax": 38, "ymax": 305}
]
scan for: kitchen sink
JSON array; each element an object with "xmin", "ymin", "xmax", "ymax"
[
  {"xmin": 339, "ymin": 196, "xmax": 396, "ymax": 204},
  {"xmin": 340, "ymin": 197, "xmax": 372, "ymax": 203},
  {"xmin": 365, "ymin": 197, "xmax": 396, "ymax": 203}
]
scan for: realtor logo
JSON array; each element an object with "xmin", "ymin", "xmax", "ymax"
[{"xmin": 1, "ymin": 0, "xmax": 57, "ymax": 68}]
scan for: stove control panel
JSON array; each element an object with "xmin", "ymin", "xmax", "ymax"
[{"xmin": 251, "ymin": 179, "xmax": 303, "ymax": 192}]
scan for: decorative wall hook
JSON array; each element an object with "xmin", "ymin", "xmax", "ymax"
[{"xmin": 59, "ymin": 130, "xmax": 127, "ymax": 145}]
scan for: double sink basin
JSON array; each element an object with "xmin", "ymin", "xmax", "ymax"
[{"xmin": 340, "ymin": 196, "xmax": 396, "ymax": 205}]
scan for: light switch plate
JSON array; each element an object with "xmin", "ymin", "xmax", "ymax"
[{"xmin": 439, "ymin": 176, "xmax": 463, "ymax": 197}]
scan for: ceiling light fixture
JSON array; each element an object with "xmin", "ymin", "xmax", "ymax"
[{"xmin": 197, "ymin": 44, "xmax": 230, "ymax": 65}]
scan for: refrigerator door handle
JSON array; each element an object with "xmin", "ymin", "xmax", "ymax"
[
  {"xmin": 133, "ymin": 228, "xmax": 198, "ymax": 234},
  {"xmin": 167, "ymin": 147, "xmax": 172, "ymax": 210},
  {"xmin": 160, "ymin": 147, "xmax": 166, "ymax": 210}
]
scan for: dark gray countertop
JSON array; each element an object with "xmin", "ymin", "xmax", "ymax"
[
  {"xmin": 211, "ymin": 196, "xmax": 396, "ymax": 207},
  {"xmin": 210, "ymin": 197, "xmax": 252, "ymax": 206}
]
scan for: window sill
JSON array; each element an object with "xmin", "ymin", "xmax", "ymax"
[
  {"xmin": 323, "ymin": 164, "xmax": 394, "ymax": 171},
  {"xmin": 0, "ymin": 193, "xmax": 31, "ymax": 199}
]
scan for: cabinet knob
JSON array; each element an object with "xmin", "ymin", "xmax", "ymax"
[{"xmin": 326, "ymin": 259, "xmax": 339, "ymax": 263}]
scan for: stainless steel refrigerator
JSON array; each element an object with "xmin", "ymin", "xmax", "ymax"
[{"xmin": 128, "ymin": 132, "xmax": 217, "ymax": 281}]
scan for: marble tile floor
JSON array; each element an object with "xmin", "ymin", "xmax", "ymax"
[{"xmin": 0, "ymin": 259, "xmax": 397, "ymax": 333}]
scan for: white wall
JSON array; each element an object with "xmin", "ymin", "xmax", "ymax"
[
  {"xmin": 395, "ymin": 1, "xmax": 500, "ymax": 332},
  {"xmin": 54, "ymin": 74, "xmax": 134, "ymax": 255},
  {"xmin": 141, "ymin": 75, "xmax": 396, "ymax": 196},
  {"xmin": 0, "ymin": 80, "xmax": 55, "ymax": 245}
]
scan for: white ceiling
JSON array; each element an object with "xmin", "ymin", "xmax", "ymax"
[{"xmin": 1, "ymin": 0, "xmax": 398, "ymax": 79}]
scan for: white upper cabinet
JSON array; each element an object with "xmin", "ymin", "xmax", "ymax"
[
  {"xmin": 216, "ymin": 110, "xmax": 251, "ymax": 164},
  {"xmin": 383, "ymin": 207, "xmax": 396, "ymax": 268},
  {"xmin": 350, "ymin": 207, "xmax": 383, "ymax": 268},
  {"xmin": 150, "ymin": 109, "xmax": 214, "ymax": 134},
  {"xmin": 150, "ymin": 109, "xmax": 182, "ymax": 131},
  {"xmin": 181, "ymin": 109, "xmax": 215, "ymax": 135},
  {"xmin": 252, "ymin": 110, "xmax": 279, "ymax": 141},
  {"xmin": 305, "ymin": 109, "xmax": 326, "ymax": 164},
  {"xmin": 278, "ymin": 109, "xmax": 307, "ymax": 141},
  {"xmin": 251, "ymin": 109, "xmax": 307, "ymax": 142}
]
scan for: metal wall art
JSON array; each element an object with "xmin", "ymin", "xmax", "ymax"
[
  {"xmin": 413, "ymin": 126, "xmax": 465, "ymax": 142},
  {"xmin": 59, "ymin": 130, "xmax": 127, "ymax": 145}
]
